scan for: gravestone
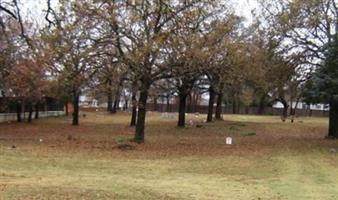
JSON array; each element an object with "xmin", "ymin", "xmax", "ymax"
[{"xmin": 226, "ymin": 137, "xmax": 233, "ymax": 145}]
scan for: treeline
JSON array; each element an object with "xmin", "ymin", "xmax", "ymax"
[{"xmin": 0, "ymin": 0, "xmax": 337, "ymax": 142}]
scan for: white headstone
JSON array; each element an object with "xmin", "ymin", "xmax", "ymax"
[{"xmin": 226, "ymin": 137, "xmax": 232, "ymax": 145}]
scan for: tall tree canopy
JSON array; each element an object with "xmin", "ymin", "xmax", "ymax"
[{"xmin": 261, "ymin": 0, "xmax": 338, "ymax": 136}]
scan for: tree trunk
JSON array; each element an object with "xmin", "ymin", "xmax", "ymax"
[
  {"xmin": 112, "ymin": 99, "xmax": 118, "ymax": 113},
  {"xmin": 153, "ymin": 97, "xmax": 158, "ymax": 111},
  {"xmin": 177, "ymin": 93, "xmax": 187, "ymax": 127},
  {"xmin": 328, "ymin": 99, "xmax": 338, "ymax": 138},
  {"xmin": 124, "ymin": 99, "xmax": 128, "ymax": 110},
  {"xmin": 236, "ymin": 94, "xmax": 241, "ymax": 114},
  {"xmin": 35, "ymin": 103, "xmax": 39, "ymax": 119},
  {"xmin": 282, "ymin": 105, "xmax": 288, "ymax": 122},
  {"xmin": 72, "ymin": 91, "xmax": 80, "ymax": 126},
  {"xmin": 130, "ymin": 91, "xmax": 137, "ymax": 127},
  {"xmin": 65, "ymin": 102, "xmax": 69, "ymax": 116},
  {"xmin": 107, "ymin": 87, "xmax": 113, "ymax": 112},
  {"xmin": 290, "ymin": 98, "xmax": 300, "ymax": 123},
  {"xmin": 112, "ymin": 87, "xmax": 121, "ymax": 113},
  {"xmin": 16, "ymin": 101, "xmax": 22, "ymax": 122},
  {"xmin": 166, "ymin": 95, "xmax": 170, "ymax": 112},
  {"xmin": 28, "ymin": 103, "xmax": 33, "ymax": 123},
  {"xmin": 107, "ymin": 79, "xmax": 113, "ymax": 112},
  {"xmin": 307, "ymin": 104, "xmax": 312, "ymax": 117},
  {"xmin": 257, "ymin": 94, "xmax": 266, "ymax": 115},
  {"xmin": 135, "ymin": 89, "xmax": 148, "ymax": 143},
  {"xmin": 289, "ymin": 106, "xmax": 294, "ymax": 117},
  {"xmin": 280, "ymin": 98, "xmax": 288, "ymax": 122},
  {"xmin": 215, "ymin": 92, "xmax": 223, "ymax": 120},
  {"xmin": 207, "ymin": 87, "xmax": 215, "ymax": 123}
]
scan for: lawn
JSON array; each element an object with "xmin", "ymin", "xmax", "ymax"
[{"xmin": 0, "ymin": 111, "xmax": 338, "ymax": 200}]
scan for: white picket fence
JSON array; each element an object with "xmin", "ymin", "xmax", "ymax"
[{"xmin": 0, "ymin": 111, "xmax": 65, "ymax": 123}]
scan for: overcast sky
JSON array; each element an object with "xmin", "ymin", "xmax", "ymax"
[
  {"xmin": 232, "ymin": 0, "xmax": 258, "ymax": 25},
  {"xmin": 19, "ymin": 0, "xmax": 258, "ymax": 28}
]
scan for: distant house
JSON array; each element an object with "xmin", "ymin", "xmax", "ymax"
[
  {"xmin": 273, "ymin": 102, "xmax": 329, "ymax": 111},
  {"xmin": 79, "ymin": 96, "xmax": 98, "ymax": 108}
]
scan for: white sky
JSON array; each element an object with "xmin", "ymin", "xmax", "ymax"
[
  {"xmin": 231, "ymin": 0, "xmax": 258, "ymax": 25},
  {"xmin": 18, "ymin": 0, "xmax": 258, "ymax": 27}
]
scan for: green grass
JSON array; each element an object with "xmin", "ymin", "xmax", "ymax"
[{"xmin": 0, "ymin": 112, "xmax": 337, "ymax": 199}]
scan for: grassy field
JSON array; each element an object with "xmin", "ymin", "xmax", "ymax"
[{"xmin": 0, "ymin": 111, "xmax": 338, "ymax": 200}]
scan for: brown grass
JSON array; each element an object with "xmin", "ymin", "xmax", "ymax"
[
  {"xmin": 0, "ymin": 111, "xmax": 334, "ymax": 158},
  {"xmin": 0, "ymin": 111, "xmax": 338, "ymax": 200}
]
